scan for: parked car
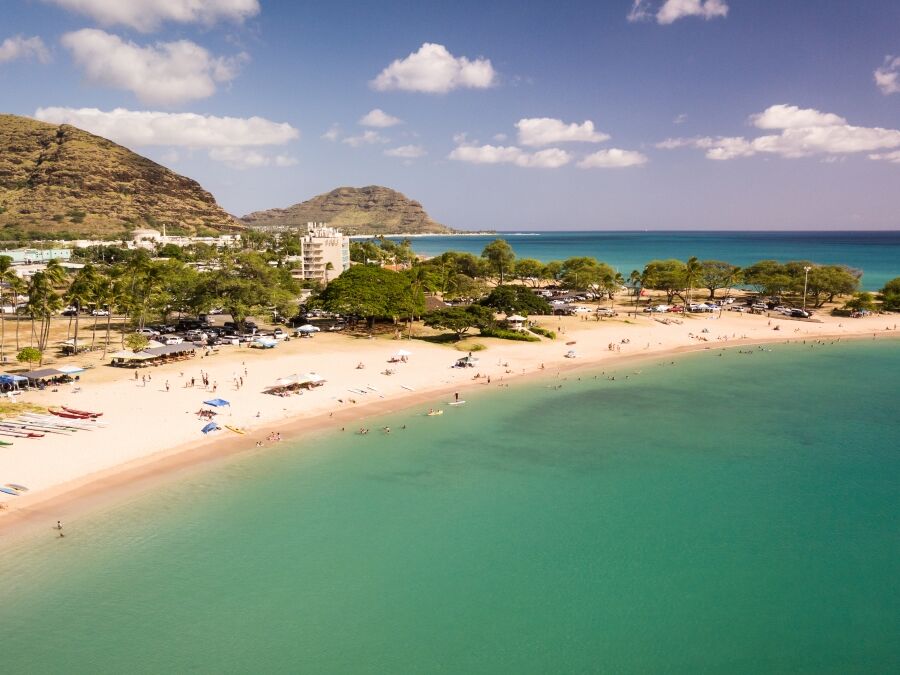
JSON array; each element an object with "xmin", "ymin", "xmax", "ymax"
[
  {"xmin": 596, "ymin": 308, "xmax": 617, "ymax": 317},
  {"xmin": 91, "ymin": 308, "xmax": 110, "ymax": 316},
  {"xmin": 790, "ymin": 309, "xmax": 811, "ymax": 318},
  {"xmin": 61, "ymin": 306, "xmax": 78, "ymax": 316},
  {"xmin": 135, "ymin": 328, "xmax": 159, "ymax": 337},
  {"xmin": 163, "ymin": 336, "xmax": 184, "ymax": 345}
]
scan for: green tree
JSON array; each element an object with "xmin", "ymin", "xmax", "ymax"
[
  {"xmin": 16, "ymin": 346, "xmax": 41, "ymax": 367},
  {"xmin": 124, "ymin": 333, "xmax": 149, "ymax": 352},
  {"xmin": 481, "ymin": 239, "xmax": 516, "ymax": 284},
  {"xmin": 480, "ymin": 285, "xmax": 552, "ymax": 315},
  {"xmin": 317, "ymin": 264, "xmax": 408, "ymax": 329},
  {"xmin": 641, "ymin": 259, "xmax": 687, "ymax": 304},
  {"xmin": 513, "ymin": 258, "xmax": 548, "ymax": 287},
  {"xmin": 879, "ymin": 276, "xmax": 900, "ymax": 311},
  {"xmin": 697, "ymin": 260, "xmax": 741, "ymax": 300},
  {"xmin": 844, "ymin": 292, "xmax": 875, "ymax": 312},
  {"xmin": 804, "ymin": 265, "xmax": 860, "ymax": 308},
  {"xmin": 742, "ymin": 260, "xmax": 792, "ymax": 297},
  {"xmin": 423, "ymin": 305, "xmax": 495, "ymax": 341}
]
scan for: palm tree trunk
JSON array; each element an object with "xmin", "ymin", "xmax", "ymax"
[{"xmin": 103, "ymin": 312, "xmax": 112, "ymax": 357}]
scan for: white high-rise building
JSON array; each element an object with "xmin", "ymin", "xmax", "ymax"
[{"xmin": 298, "ymin": 222, "xmax": 350, "ymax": 283}]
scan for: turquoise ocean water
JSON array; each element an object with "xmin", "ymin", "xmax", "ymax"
[
  {"xmin": 1, "ymin": 340, "xmax": 898, "ymax": 673},
  {"xmin": 394, "ymin": 231, "xmax": 900, "ymax": 291}
]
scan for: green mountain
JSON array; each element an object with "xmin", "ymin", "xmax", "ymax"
[
  {"xmin": 240, "ymin": 185, "xmax": 453, "ymax": 235},
  {"xmin": 0, "ymin": 114, "xmax": 241, "ymax": 239}
]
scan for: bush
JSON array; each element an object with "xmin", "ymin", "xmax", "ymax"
[
  {"xmin": 530, "ymin": 326, "xmax": 556, "ymax": 339},
  {"xmin": 479, "ymin": 326, "xmax": 540, "ymax": 342}
]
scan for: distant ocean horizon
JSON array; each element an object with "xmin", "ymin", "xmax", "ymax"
[{"xmin": 389, "ymin": 230, "xmax": 899, "ymax": 291}]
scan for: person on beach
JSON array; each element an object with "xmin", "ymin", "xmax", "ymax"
[
  {"xmin": 55, "ymin": 520, "xmax": 62, "ymax": 530},
  {"xmin": 454, "ymin": 392, "xmax": 459, "ymax": 401}
]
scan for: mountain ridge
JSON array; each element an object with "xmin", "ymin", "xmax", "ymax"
[
  {"xmin": 0, "ymin": 114, "xmax": 241, "ymax": 239},
  {"xmin": 240, "ymin": 185, "xmax": 453, "ymax": 235}
]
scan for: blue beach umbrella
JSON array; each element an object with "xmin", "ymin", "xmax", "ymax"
[
  {"xmin": 203, "ymin": 398, "xmax": 230, "ymax": 407},
  {"xmin": 201, "ymin": 422, "xmax": 220, "ymax": 434}
]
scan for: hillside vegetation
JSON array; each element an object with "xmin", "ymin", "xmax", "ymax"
[{"xmin": 0, "ymin": 114, "xmax": 241, "ymax": 239}]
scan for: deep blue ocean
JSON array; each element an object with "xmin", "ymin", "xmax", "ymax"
[{"xmin": 391, "ymin": 231, "xmax": 900, "ymax": 291}]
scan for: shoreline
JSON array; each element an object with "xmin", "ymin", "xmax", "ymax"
[{"xmin": 1, "ymin": 316, "xmax": 896, "ymax": 540}]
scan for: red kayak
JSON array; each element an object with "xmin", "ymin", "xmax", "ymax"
[
  {"xmin": 62, "ymin": 406, "xmax": 103, "ymax": 418},
  {"xmin": 49, "ymin": 408, "xmax": 92, "ymax": 420}
]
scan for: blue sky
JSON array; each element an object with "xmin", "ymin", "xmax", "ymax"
[{"xmin": 1, "ymin": 0, "xmax": 898, "ymax": 230}]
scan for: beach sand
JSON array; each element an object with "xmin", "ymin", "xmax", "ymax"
[{"xmin": 1, "ymin": 309, "xmax": 896, "ymax": 533}]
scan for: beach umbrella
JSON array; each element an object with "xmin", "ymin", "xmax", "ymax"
[
  {"xmin": 203, "ymin": 398, "xmax": 230, "ymax": 407},
  {"xmin": 296, "ymin": 324, "xmax": 320, "ymax": 332},
  {"xmin": 201, "ymin": 422, "xmax": 220, "ymax": 434}
]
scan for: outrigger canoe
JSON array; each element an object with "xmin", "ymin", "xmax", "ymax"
[
  {"xmin": 49, "ymin": 407, "xmax": 92, "ymax": 420},
  {"xmin": 426, "ymin": 410, "xmax": 444, "ymax": 416},
  {"xmin": 5, "ymin": 483, "xmax": 28, "ymax": 492},
  {"xmin": 62, "ymin": 406, "xmax": 102, "ymax": 418}
]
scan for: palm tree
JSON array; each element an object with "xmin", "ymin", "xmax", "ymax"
[
  {"xmin": 324, "ymin": 261, "xmax": 334, "ymax": 285},
  {"xmin": 26, "ymin": 271, "xmax": 63, "ymax": 364},
  {"xmin": 8, "ymin": 275, "xmax": 26, "ymax": 352},
  {"xmin": 628, "ymin": 270, "xmax": 642, "ymax": 317},
  {"xmin": 0, "ymin": 255, "xmax": 16, "ymax": 362},
  {"xmin": 92, "ymin": 273, "xmax": 117, "ymax": 356},
  {"xmin": 65, "ymin": 265, "xmax": 96, "ymax": 355},
  {"xmin": 684, "ymin": 256, "xmax": 701, "ymax": 314}
]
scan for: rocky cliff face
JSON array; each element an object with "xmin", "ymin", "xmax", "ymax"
[
  {"xmin": 0, "ymin": 114, "xmax": 241, "ymax": 238},
  {"xmin": 240, "ymin": 185, "xmax": 451, "ymax": 235}
]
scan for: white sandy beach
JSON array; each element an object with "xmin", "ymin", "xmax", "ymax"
[{"xmin": 0, "ymin": 309, "xmax": 896, "ymax": 529}]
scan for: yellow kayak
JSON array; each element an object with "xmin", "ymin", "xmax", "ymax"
[{"xmin": 225, "ymin": 425, "xmax": 246, "ymax": 435}]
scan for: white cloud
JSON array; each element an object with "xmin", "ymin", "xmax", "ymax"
[
  {"xmin": 208, "ymin": 147, "xmax": 297, "ymax": 169},
  {"xmin": 874, "ymin": 55, "xmax": 900, "ymax": 95},
  {"xmin": 359, "ymin": 108, "xmax": 402, "ymax": 128},
  {"xmin": 321, "ymin": 124, "xmax": 341, "ymax": 142},
  {"xmin": 61, "ymin": 29, "xmax": 247, "ymax": 106},
  {"xmin": 750, "ymin": 104, "xmax": 846, "ymax": 129},
  {"xmin": 448, "ymin": 143, "xmax": 571, "ymax": 169},
  {"xmin": 43, "ymin": 0, "xmax": 260, "ymax": 32},
  {"xmin": 342, "ymin": 130, "xmax": 388, "ymax": 147},
  {"xmin": 673, "ymin": 113, "xmax": 688, "ymax": 124},
  {"xmin": 0, "ymin": 35, "xmax": 50, "ymax": 64},
  {"xmin": 493, "ymin": 132, "xmax": 508, "ymax": 142},
  {"xmin": 628, "ymin": 0, "xmax": 728, "ymax": 24},
  {"xmin": 627, "ymin": 1, "xmax": 653, "ymax": 22},
  {"xmin": 34, "ymin": 106, "xmax": 298, "ymax": 147},
  {"xmin": 159, "ymin": 149, "xmax": 180, "ymax": 164},
  {"xmin": 869, "ymin": 150, "xmax": 900, "ymax": 164},
  {"xmin": 370, "ymin": 43, "xmax": 496, "ymax": 93},
  {"xmin": 516, "ymin": 118, "xmax": 610, "ymax": 146},
  {"xmin": 385, "ymin": 144, "xmax": 426, "ymax": 159},
  {"xmin": 658, "ymin": 104, "xmax": 900, "ymax": 161},
  {"xmin": 577, "ymin": 148, "xmax": 648, "ymax": 168}
]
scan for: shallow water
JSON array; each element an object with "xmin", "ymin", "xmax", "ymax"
[{"xmin": 1, "ymin": 340, "xmax": 898, "ymax": 673}]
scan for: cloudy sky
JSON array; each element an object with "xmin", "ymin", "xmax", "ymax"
[{"xmin": 2, "ymin": 0, "xmax": 898, "ymax": 230}]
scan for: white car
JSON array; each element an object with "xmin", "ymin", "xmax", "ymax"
[
  {"xmin": 91, "ymin": 309, "xmax": 110, "ymax": 316},
  {"xmin": 164, "ymin": 336, "xmax": 184, "ymax": 345},
  {"xmin": 135, "ymin": 328, "xmax": 159, "ymax": 337}
]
